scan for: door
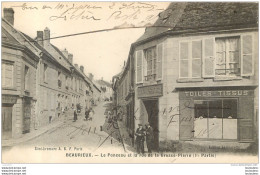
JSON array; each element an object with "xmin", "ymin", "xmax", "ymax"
[
  {"xmin": 143, "ymin": 100, "xmax": 159, "ymax": 151},
  {"xmin": 2, "ymin": 104, "xmax": 13, "ymax": 140}
]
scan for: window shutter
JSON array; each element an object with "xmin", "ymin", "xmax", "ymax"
[
  {"xmin": 179, "ymin": 42, "xmax": 189, "ymax": 78},
  {"xmin": 179, "ymin": 99, "xmax": 194, "ymax": 140},
  {"xmin": 192, "ymin": 40, "xmax": 202, "ymax": 78},
  {"xmin": 157, "ymin": 43, "xmax": 163, "ymax": 80},
  {"xmin": 135, "ymin": 50, "xmax": 143, "ymax": 84},
  {"xmin": 203, "ymin": 38, "xmax": 215, "ymax": 77},
  {"xmin": 241, "ymin": 34, "xmax": 254, "ymax": 76}
]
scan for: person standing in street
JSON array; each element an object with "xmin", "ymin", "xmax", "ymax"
[
  {"xmin": 73, "ymin": 109, "xmax": 78, "ymax": 122},
  {"xmin": 135, "ymin": 124, "xmax": 145, "ymax": 154},
  {"xmin": 145, "ymin": 123, "xmax": 154, "ymax": 153}
]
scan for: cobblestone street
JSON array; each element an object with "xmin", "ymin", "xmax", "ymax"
[{"xmin": 2, "ymin": 102, "xmax": 133, "ymax": 162}]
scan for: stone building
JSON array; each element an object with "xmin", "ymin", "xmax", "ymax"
[
  {"xmin": 114, "ymin": 2, "xmax": 258, "ymax": 151},
  {"xmin": 2, "ymin": 8, "xmax": 40, "ymax": 139},
  {"xmin": 1, "ymin": 8, "xmax": 98, "ymax": 139}
]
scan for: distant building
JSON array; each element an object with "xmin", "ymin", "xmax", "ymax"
[{"xmin": 95, "ymin": 78, "xmax": 112, "ymax": 101}]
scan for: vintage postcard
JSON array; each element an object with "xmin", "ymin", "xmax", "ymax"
[{"xmin": 1, "ymin": 2, "xmax": 259, "ymax": 163}]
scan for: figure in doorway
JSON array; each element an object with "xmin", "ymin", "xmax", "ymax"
[
  {"xmin": 145, "ymin": 123, "xmax": 154, "ymax": 153},
  {"xmin": 135, "ymin": 124, "xmax": 145, "ymax": 154}
]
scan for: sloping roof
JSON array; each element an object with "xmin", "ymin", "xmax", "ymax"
[
  {"xmin": 137, "ymin": 2, "xmax": 258, "ymax": 42},
  {"xmin": 22, "ymin": 32, "xmax": 58, "ymax": 63},
  {"xmin": 96, "ymin": 79, "xmax": 112, "ymax": 88}
]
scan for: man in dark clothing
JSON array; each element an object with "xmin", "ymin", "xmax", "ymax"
[
  {"xmin": 145, "ymin": 123, "xmax": 154, "ymax": 153},
  {"xmin": 135, "ymin": 124, "xmax": 145, "ymax": 154},
  {"xmin": 73, "ymin": 109, "xmax": 78, "ymax": 122},
  {"xmin": 85, "ymin": 109, "xmax": 90, "ymax": 120}
]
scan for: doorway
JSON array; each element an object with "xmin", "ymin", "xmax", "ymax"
[
  {"xmin": 2, "ymin": 104, "xmax": 13, "ymax": 140},
  {"xmin": 143, "ymin": 99, "xmax": 159, "ymax": 151}
]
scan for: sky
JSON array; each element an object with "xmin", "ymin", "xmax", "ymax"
[{"xmin": 2, "ymin": 2, "xmax": 170, "ymax": 82}]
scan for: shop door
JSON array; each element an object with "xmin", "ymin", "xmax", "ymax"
[
  {"xmin": 2, "ymin": 104, "xmax": 13, "ymax": 140},
  {"xmin": 143, "ymin": 100, "xmax": 159, "ymax": 151},
  {"xmin": 23, "ymin": 98, "xmax": 31, "ymax": 133}
]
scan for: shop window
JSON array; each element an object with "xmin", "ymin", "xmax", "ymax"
[
  {"xmin": 215, "ymin": 37, "xmax": 240, "ymax": 76},
  {"xmin": 194, "ymin": 98, "xmax": 238, "ymax": 140},
  {"xmin": 2, "ymin": 62, "xmax": 14, "ymax": 88}
]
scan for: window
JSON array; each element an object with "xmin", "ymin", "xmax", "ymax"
[
  {"xmin": 144, "ymin": 47, "xmax": 157, "ymax": 81},
  {"xmin": 179, "ymin": 34, "xmax": 254, "ymax": 78},
  {"xmin": 24, "ymin": 65, "xmax": 29, "ymax": 91},
  {"xmin": 215, "ymin": 37, "xmax": 240, "ymax": 76},
  {"xmin": 179, "ymin": 40, "xmax": 202, "ymax": 78},
  {"xmin": 2, "ymin": 62, "xmax": 14, "ymax": 88},
  {"xmin": 43, "ymin": 63, "xmax": 48, "ymax": 82},
  {"xmin": 194, "ymin": 98, "xmax": 238, "ymax": 140},
  {"xmin": 58, "ymin": 71, "xmax": 62, "ymax": 88},
  {"xmin": 65, "ymin": 76, "xmax": 68, "ymax": 89},
  {"xmin": 135, "ymin": 44, "xmax": 163, "ymax": 84}
]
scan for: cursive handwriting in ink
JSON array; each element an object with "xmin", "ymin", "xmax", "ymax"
[
  {"xmin": 50, "ymin": 3, "xmax": 101, "ymax": 21},
  {"xmin": 11, "ymin": 3, "xmax": 38, "ymax": 10}
]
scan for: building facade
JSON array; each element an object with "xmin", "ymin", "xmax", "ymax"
[
  {"xmin": 114, "ymin": 2, "xmax": 258, "ymax": 151},
  {"xmin": 2, "ymin": 8, "xmax": 99, "ymax": 140},
  {"xmin": 2, "ymin": 9, "xmax": 40, "ymax": 139}
]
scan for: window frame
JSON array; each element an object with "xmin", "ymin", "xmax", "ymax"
[
  {"xmin": 179, "ymin": 40, "xmax": 202, "ymax": 79},
  {"xmin": 24, "ymin": 65, "xmax": 29, "ymax": 91},
  {"xmin": 193, "ymin": 97, "xmax": 238, "ymax": 140},
  {"xmin": 215, "ymin": 36, "xmax": 241, "ymax": 77},
  {"xmin": 2, "ymin": 61, "xmax": 14, "ymax": 88}
]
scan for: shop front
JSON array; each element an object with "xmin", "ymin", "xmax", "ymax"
[{"xmin": 179, "ymin": 88, "xmax": 255, "ymax": 142}]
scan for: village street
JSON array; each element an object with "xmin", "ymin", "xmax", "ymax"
[{"xmin": 2, "ymin": 102, "xmax": 133, "ymax": 160}]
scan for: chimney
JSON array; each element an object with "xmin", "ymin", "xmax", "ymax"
[
  {"xmin": 88, "ymin": 73, "xmax": 94, "ymax": 81},
  {"xmin": 4, "ymin": 8, "xmax": 14, "ymax": 25},
  {"xmin": 44, "ymin": 27, "xmax": 50, "ymax": 45},
  {"xmin": 62, "ymin": 48, "xmax": 68, "ymax": 58},
  {"xmin": 80, "ymin": 65, "xmax": 84, "ymax": 73},
  {"xmin": 68, "ymin": 53, "xmax": 73, "ymax": 64},
  {"xmin": 37, "ymin": 31, "xmax": 44, "ymax": 47},
  {"xmin": 101, "ymin": 77, "xmax": 103, "ymax": 81},
  {"xmin": 74, "ymin": 64, "xmax": 78, "ymax": 69}
]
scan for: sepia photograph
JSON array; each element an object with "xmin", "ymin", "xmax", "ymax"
[{"xmin": 1, "ymin": 1, "xmax": 259, "ymax": 164}]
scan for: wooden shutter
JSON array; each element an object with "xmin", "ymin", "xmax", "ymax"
[
  {"xmin": 238, "ymin": 97, "xmax": 254, "ymax": 141},
  {"xmin": 135, "ymin": 50, "xmax": 143, "ymax": 84},
  {"xmin": 241, "ymin": 34, "xmax": 254, "ymax": 76},
  {"xmin": 157, "ymin": 43, "xmax": 163, "ymax": 80},
  {"xmin": 192, "ymin": 40, "xmax": 202, "ymax": 78},
  {"xmin": 203, "ymin": 38, "xmax": 215, "ymax": 77},
  {"xmin": 179, "ymin": 99, "xmax": 194, "ymax": 140},
  {"xmin": 179, "ymin": 42, "xmax": 189, "ymax": 78}
]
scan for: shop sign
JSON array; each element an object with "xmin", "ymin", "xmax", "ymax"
[
  {"xmin": 2, "ymin": 95, "xmax": 18, "ymax": 104},
  {"xmin": 137, "ymin": 84, "xmax": 163, "ymax": 98},
  {"xmin": 180, "ymin": 90, "xmax": 254, "ymax": 98}
]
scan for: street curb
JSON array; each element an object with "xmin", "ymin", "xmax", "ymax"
[{"xmin": 2, "ymin": 121, "xmax": 64, "ymax": 147}]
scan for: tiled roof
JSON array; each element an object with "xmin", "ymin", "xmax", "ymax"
[{"xmin": 136, "ymin": 2, "xmax": 258, "ymax": 42}]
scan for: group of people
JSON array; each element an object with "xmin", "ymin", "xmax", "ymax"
[
  {"xmin": 135, "ymin": 123, "xmax": 154, "ymax": 154},
  {"xmin": 73, "ymin": 108, "xmax": 95, "ymax": 122},
  {"xmin": 85, "ymin": 108, "xmax": 94, "ymax": 121}
]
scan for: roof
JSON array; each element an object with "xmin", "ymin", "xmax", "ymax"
[
  {"xmin": 136, "ymin": 2, "xmax": 258, "ymax": 42},
  {"xmin": 96, "ymin": 79, "xmax": 112, "ymax": 88}
]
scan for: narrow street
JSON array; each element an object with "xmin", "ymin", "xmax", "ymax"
[{"xmin": 2, "ymin": 102, "xmax": 133, "ymax": 160}]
